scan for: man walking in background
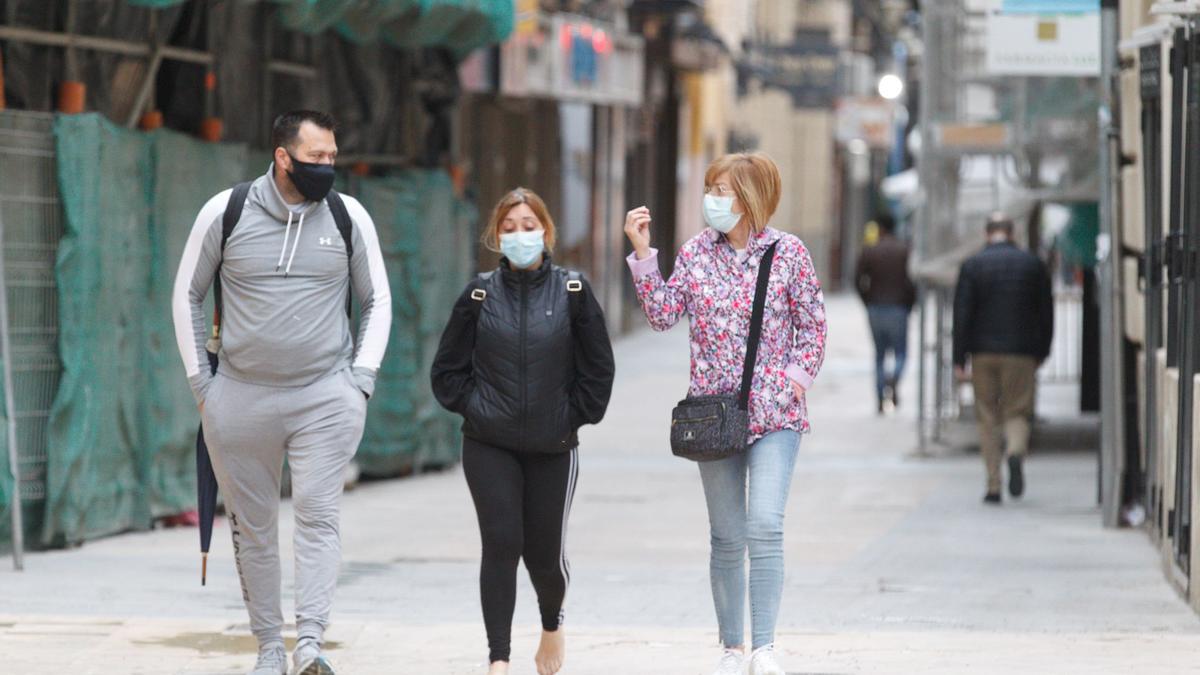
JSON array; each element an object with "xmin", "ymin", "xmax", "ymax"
[
  {"xmin": 855, "ymin": 213, "xmax": 916, "ymax": 413},
  {"xmin": 172, "ymin": 111, "xmax": 392, "ymax": 675},
  {"xmin": 952, "ymin": 213, "xmax": 1053, "ymax": 505}
]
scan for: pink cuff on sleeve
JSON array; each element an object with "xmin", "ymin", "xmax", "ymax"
[
  {"xmin": 625, "ymin": 248, "xmax": 660, "ymax": 279},
  {"xmin": 785, "ymin": 363, "xmax": 815, "ymax": 391}
]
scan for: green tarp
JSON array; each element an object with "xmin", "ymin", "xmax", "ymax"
[
  {"xmin": 381, "ymin": 0, "xmax": 513, "ymax": 53},
  {"xmin": 50, "ymin": 116, "xmax": 156, "ymax": 546},
  {"xmin": 41, "ymin": 114, "xmax": 475, "ymax": 547},
  {"xmin": 351, "ymin": 171, "xmax": 474, "ymax": 475},
  {"xmin": 47, "ymin": 115, "xmax": 250, "ymax": 546},
  {"xmin": 0, "ymin": 357, "xmax": 10, "ymax": 546},
  {"xmin": 125, "ymin": 0, "xmax": 513, "ymax": 55},
  {"xmin": 301, "ymin": 0, "xmax": 513, "ymax": 55}
]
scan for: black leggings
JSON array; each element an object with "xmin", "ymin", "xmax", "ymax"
[{"xmin": 462, "ymin": 437, "xmax": 579, "ymax": 664}]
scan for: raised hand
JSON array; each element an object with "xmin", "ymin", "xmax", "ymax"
[{"xmin": 623, "ymin": 206, "xmax": 652, "ymax": 259}]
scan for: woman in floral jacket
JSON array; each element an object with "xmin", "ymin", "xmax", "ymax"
[{"xmin": 623, "ymin": 153, "xmax": 827, "ymax": 675}]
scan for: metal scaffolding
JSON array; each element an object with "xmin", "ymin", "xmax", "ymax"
[
  {"xmin": 915, "ymin": 0, "xmax": 1102, "ymax": 451},
  {"xmin": 0, "ymin": 111, "xmax": 61, "ymax": 565}
]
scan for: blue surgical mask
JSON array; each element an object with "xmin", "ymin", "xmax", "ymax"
[
  {"xmin": 500, "ymin": 230, "xmax": 546, "ymax": 269},
  {"xmin": 703, "ymin": 194, "xmax": 741, "ymax": 234}
]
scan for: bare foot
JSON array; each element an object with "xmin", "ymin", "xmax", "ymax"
[
  {"xmin": 535, "ymin": 629, "xmax": 565, "ymax": 675},
  {"xmin": 487, "ymin": 660, "xmax": 510, "ymax": 675}
]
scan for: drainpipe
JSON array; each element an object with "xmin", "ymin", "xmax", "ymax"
[{"xmin": 1098, "ymin": 0, "xmax": 1124, "ymax": 527}]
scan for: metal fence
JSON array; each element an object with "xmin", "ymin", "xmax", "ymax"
[
  {"xmin": 917, "ymin": 282, "xmax": 1085, "ymax": 448},
  {"xmin": 0, "ymin": 111, "xmax": 61, "ymax": 547},
  {"xmin": 1041, "ymin": 286, "xmax": 1084, "ymax": 383}
]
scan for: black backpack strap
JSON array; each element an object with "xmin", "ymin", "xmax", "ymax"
[
  {"xmin": 221, "ymin": 182, "xmax": 253, "ymax": 251},
  {"xmin": 324, "ymin": 190, "xmax": 356, "ymax": 318},
  {"xmin": 566, "ymin": 270, "xmax": 583, "ymax": 323},
  {"xmin": 213, "ymin": 182, "xmax": 253, "ymax": 345},
  {"xmin": 469, "ymin": 272, "xmax": 494, "ymax": 309},
  {"xmin": 467, "ymin": 271, "xmax": 495, "ymax": 351},
  {"xmin": 737, "ymin": 242, "xmax": 778, "ymax": 411},
  {"xmin": 325, "ymin": 189, "xmax": 354, "ymax": 259}
]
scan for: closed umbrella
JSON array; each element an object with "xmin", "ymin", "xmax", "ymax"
[{"xmin": 197, "ymin": 348, "xmax": 219, "ymax": 585}]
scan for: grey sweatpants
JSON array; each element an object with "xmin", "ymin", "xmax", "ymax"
[{"xmin": 201, "ymin": 367, "xmax": 367, "ymax": 648}]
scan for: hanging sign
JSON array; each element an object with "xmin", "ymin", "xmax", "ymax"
[{"xmin": 986, "ymin": 12, "xmax": 1101, "ymax": 75}]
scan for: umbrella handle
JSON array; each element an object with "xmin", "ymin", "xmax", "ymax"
[{"xmin": 202, "ymin": 552, "xmax": 208, "ymax": 586}]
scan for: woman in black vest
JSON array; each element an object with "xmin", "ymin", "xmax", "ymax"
[{"xmin": 431, "ymin": 187, "xmax": 615, "ymax": 675}]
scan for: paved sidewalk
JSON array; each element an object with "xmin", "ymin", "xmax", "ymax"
[{"xmin": 2, "ymin": 294, "xmax": 1197, "ymax": 674}]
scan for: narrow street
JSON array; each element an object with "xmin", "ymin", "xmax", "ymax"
[{"xmin": 2, "ymin": 294, "xmax": 1197, "ymax": 674}]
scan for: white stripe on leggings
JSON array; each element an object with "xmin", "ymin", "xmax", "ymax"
[{"xmin": 557, "ymin": 447, "xmax": 579, "ymax": 625}]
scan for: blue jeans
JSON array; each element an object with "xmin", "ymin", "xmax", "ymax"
[
  {"xmin": 697, "ymin": 430, "xmax": 801, "ymax": 650},
  {"xmin": 867, "ymin": 304, "xmax": 910, "ymax": 402}
]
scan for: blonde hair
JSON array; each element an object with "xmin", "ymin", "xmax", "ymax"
[
  {"xmin": 482, "ymin": 187, "xmax": 557, "ymax": 252},
  {"xmin": 704, "ymin": 153, "xmax": 782, "ymax": 233}
]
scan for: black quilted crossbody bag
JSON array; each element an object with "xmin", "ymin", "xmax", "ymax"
[{"xmin": 670, "ymin": 241, "xmax": 778, "ymax": 462}]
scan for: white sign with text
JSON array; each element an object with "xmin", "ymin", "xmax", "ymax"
[{"xmin": 986, "ymin": 13, "xmax": 1101, "ymax": 76}]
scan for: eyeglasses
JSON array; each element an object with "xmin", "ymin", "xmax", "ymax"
[{"xmin": 704, "ymin": 184, "xmax": 733, "ymax": 197}]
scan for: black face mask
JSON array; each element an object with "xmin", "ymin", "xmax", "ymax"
[{"xmin": 285, "ymin": 153, "xmax": 335, "ymax": 202}]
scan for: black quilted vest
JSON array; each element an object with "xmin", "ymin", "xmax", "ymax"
[{"xmin": 462, "ymin": 262, "xmax": 577, "ymax": 453}]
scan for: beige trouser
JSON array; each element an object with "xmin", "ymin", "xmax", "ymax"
[{"xmin": 971, "ymin": 353, "xmax": 1037, "ymax": 493}]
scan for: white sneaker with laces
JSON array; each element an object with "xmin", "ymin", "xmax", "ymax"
[
  {"xmin": 291, "ymin": 639, "xmax": 335, "ymax": 675},
  {"xmin": 748, "ymin": 645, "xmax": 785, "ymax": 675},
  {"xmin": 712, "ymin": 648, "xmax": 745, "ymax": 675},
  {"xmin": 248, "ymin": 644, "xmax": 287, "ymax": 675}
]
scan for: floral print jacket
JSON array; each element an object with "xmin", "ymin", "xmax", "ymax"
[{"xmin": 627, "ymin": 226, "xmax": 828, "ymax": 441}]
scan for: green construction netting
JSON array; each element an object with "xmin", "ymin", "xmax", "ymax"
[
  {"xmin": 335, "ymin": 0, "xmax": 421, "ymax": 45},
  {"xmin": 0, "ymin": 359, "xmax": 10, "ymax": 547},
  {"xmin": 383, "ymin": 0, "xmax": 513, "ymax": 53},
  {"xmin": 122, "ymin": 0, "xmax": 513, "ymax": 54},
  {"xmin": 352, "ymin": 171, "xmax": 475, "ymax": 476},
  {"xmin": 277, "ymin": 0, "xmax": 513, "ymax": 54},
  {"xmin": 50, "ymin": 115, "xmax": 154, "ymax": 546},
  {"xmin": 47, "ymin": 115, "xmax": 246, "ymax": 546},
  {"xmin": 146, "ymin": 133, "xmax": 250, "ymax": 518},
  {"xmin": 41, "ymin": 113, "xmax": 476, "ymax": 547}
]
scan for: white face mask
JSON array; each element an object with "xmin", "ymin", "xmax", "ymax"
[
  {"xmin": 703, "ymin": 194, "xmax": 741, "ymax": 234},
  {"xmin": 499, "ymin": 229, "xmax": 546, "ymax": 268}
]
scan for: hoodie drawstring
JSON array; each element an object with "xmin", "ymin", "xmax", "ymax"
[
  {"xmin": 275, "ymin": 211, "xmax": 294, "ymax": 272},
  {"xmin": 284, "ymin": 211, "xmax": 305, "ymax": 277}
]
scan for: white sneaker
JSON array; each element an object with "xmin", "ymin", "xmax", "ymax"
[
  {"xmin": 248, "ymin": 645, "xmax": 287, "ymax": 675},
  {"xmin": 291, "ymin": 639, "xmax": 335, "ymax": 675},
  {"xmin": 711, "ymin": 648, "xmax": 745, "ymax": 675},
  {"xmin": 748, "ymin": 645, "xmax": 785, "ymax": 675}
]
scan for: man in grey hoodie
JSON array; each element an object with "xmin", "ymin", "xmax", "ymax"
[{"xmin": 172, "ymin": 111, "xmax": 392, "ymax": 675}]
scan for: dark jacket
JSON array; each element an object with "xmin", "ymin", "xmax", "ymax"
[
  {"xmin": 952, "ymin": 241, "xmax": 1054, "ymax": 367},
  {"xmin": 430, "ymin": 257, "xmax": 615, "ymax": 454},
  {"xmin": 854, "ymin": 234, "xmax": 916, "ymax": 308}
]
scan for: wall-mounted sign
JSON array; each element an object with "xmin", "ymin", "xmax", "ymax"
[
  {"xmin": 737, "ymin": 31, "xmax": 839, "ymax": 109},
  {"xmin": 500, "ymin": 13, "xmax": 644, "ymax": 106},
  {"xmin": 835, "ymin": 97, "xmax": 897, "ymax": 149}
]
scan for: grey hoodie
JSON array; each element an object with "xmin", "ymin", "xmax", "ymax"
[{"xmin": 172, "ymin": 166, "xmax": 392, "ymax": 403}]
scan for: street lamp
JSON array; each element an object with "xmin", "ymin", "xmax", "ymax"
[{"xmin": 878, "ymin": 73, "xmax": 904, "ymax": 100}]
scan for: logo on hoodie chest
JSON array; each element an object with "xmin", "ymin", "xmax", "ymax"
[{"xmin": 226, "ymin": 227, "xmax": 345, "ymax": 279}]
